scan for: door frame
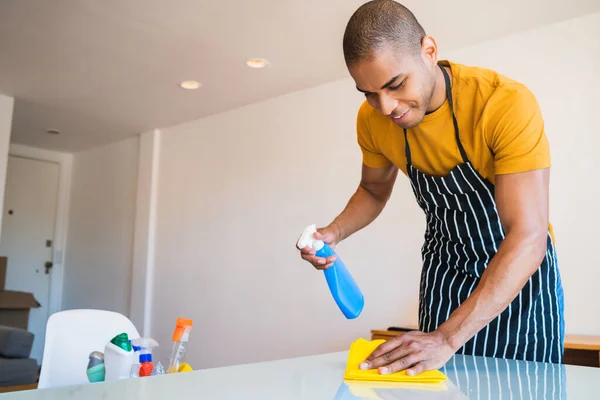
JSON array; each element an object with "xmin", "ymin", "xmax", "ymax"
[{"xmin": 7, "ymin": 144, "xmax": 73, "ymax": 316}]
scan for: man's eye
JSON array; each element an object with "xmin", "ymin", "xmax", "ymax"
[{"xmin": 389, "ymin": 80, "xmax": 406, "ymax": 91}]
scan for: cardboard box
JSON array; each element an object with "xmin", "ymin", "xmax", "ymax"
[
  {"xmin": 0, "ymin": 291, "xmax": 41, "ymax": 330},
  {"xmin": 0, "ymin": 257, "xmax": 6, "ymax": 291}
]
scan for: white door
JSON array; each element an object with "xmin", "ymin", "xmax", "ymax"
[{"xmin": 0, "ymin": 155, "xmax": 60, "ymax": 364}]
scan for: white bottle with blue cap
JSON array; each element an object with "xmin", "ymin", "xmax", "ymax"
[{"xmin": 298, "ymin": 224, "xmax": 364, "ymax": 319}]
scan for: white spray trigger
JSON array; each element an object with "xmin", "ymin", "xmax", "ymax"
[{"xmin": 297, "ymin": 224, "xmax": 325, "ymax": 251}]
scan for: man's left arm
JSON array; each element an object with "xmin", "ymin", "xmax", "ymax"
[{"xmin": 360, "ymin": 85, "xmax": 551, "ymax": 375}]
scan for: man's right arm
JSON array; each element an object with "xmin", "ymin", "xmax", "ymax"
[{"xmin": 299, "ymin": 162, "xmax": 398, "ymax": 270}]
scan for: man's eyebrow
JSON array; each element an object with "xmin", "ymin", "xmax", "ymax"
[
  {"xmin": 380, "ymin": 73, "xmax": 404, "ymax": 90},
  {"xmin": 355, "ymin": 73, "xmax": 405, "ymax": 94}
]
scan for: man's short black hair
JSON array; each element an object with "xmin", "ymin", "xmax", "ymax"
[{"xmin": 343, "ymin": 0, "xmax": 426, "ymax": 66}]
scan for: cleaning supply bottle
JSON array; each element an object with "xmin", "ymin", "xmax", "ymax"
[
  {"xmin": 104, "ymin": 333, "xmax": 135, "ymax": 381},
  {"xmin": 167, "ymin": 318, "xmax": 193, "ymax": 373},
  {"xmin": 130, "ymin": 338, "xmax": 159, "ymax": 377},
  {"xmin": 86, "ymin": 351, "xmax": 105, "ymax": 383},
  {"xmin": 297, "ymin": 224, "xmax": 364, "ymax": 319}
]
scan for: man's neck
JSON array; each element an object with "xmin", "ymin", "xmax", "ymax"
[{"xmin": 426, "ymin": 65, "xmax": 449, "ymax": 113}]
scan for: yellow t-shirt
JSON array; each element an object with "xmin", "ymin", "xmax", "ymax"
[
  {"xmin": 357, "ymin": 60, "xmax": 550, "ymax": 184},
  {"xmin": 357, "ymin": 60, "xmax": 554, "ymax": 240}
]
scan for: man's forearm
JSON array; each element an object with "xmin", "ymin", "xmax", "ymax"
[
  {"xmin": 437, "ymin": 229, "xmax": 548, "ymax": 351},
  {"xmin": 331, "ymin": 185, "xmax": 389, "ymax": 242}
]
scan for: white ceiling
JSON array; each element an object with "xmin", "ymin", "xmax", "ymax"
[{"xmin": 1, "ymin": 0, "xmax": 599, "ymax": 152}]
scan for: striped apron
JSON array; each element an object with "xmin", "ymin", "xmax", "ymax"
[{"xmin": 403, "ymin": 66, "xmax": 565, "ymax": 363}]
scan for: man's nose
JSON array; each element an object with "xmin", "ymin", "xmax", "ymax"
[{"xmin": 378, "ymin": 93, "xmax": 398, "ymax": 116}]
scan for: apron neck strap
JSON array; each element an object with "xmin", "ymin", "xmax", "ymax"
[
  {"xmin": 440, "ymin": 65, "xmax": 469, "ymax": 164},
  {"xmin": 404, "ymin": 64, "xmax": 469, "ymax": 166}
]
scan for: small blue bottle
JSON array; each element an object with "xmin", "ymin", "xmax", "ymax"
[{"xmin": 298, "ymin": 224, "xmax": 364, "ymax": 319}]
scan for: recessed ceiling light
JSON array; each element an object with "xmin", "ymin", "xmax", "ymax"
[
  {"xmin": 179, "ymin": 80, "xmax": 201, "ymax": 90},
  {"xmin": 45, "ymin": 129, "xmax": 60, "ymax": 135},
  {"xmin": 246, "ymin": 59, "xmax": 269, "ymax": 69}
]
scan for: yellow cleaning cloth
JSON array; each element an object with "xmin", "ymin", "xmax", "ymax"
[{"xmin": 343, "ymin": 338, "xmax": 448, "ymax": 384}]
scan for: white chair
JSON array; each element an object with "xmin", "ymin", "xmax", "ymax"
[{"xmin": 38, "ymin": 309, "xmax": 140, "ymax": 389}]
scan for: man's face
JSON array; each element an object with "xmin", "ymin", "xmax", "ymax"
[{"xmin": 348, "ymin": 45, "xmax": 437, "ymax": 129}]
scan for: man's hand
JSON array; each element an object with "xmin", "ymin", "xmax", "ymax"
[
  {"xmin": 359, "ymin": 331, "xmax": 456, "ymax": 376},
  {"xmin": 297, "ymin": 224, "xmax": 341, "ymax": 270}
]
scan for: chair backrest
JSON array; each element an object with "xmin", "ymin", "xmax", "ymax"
[{"xmin": 38, "ymin": 309, "xmax": 140, "ymax": 389}]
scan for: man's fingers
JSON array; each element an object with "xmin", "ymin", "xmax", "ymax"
[
  {"xmin": 365, "ymin": 346, "xmax": 413, "ymax": 370},
  {"xmin": 317, "ymin": 257, "xmax": 336, "ymax": 270},
  {"xmin": 321, "ymin": 261, "xmax": 334, "ymax": 270},
  {"xmin": 359, "ymin": 339, "xmax": 405, "ymax": 370},
  {"xmin": 379, "ymin": 352, "xmax": 423, "ymax": 375},
  {"xmin": 299, "ymin": 246, "xmax": 316, "ymax": 255},
  {"xmin": 368, "ymin": 338, "xmax": 404, "ymax": 361},
  {"xmin": 406, "ymin": 361, "xmax": 428, "ymax": 376},
  {"xmin": 300, "ymin": 253, "xmax": 324, "ymax": 265},
  {"xmin": 300, "ymin": 252, "xmax": 337, "ymax": 270},
  {"xmin": 299, "ymin": 252, "xmax": 317, "ymax": 262}
]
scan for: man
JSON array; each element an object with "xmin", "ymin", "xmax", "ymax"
[{"xmin": 298, "ymin": 0, "xmax": 564, "ymax": 376}]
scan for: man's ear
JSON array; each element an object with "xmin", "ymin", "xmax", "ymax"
[{"xmin": 421, "ymin": 35, "xmax": 439, "ymax": 69}]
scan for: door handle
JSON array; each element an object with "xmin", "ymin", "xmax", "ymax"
[{"xmin": 44, "ymin": 261, "xmax": 53, "ymax": 275}]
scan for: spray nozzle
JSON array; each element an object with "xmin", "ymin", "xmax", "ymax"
[
  {"xmin": 130, "ymin": 338, "xmax": 159, "ymax": 363},
  {"xmin": 297, "ymin": 224, "xmax": 324, "ymax": 251}
]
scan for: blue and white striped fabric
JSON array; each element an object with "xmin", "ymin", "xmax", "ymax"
[
  {"xmin": 403, "ymin": 66, "xmax": 565, "ymax": 363},
  {"xmin": 441, "ymin": 354, "xmax": 566, "ymax": 400}
]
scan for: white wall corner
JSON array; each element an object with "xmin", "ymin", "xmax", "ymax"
[
  {"xmin": 130, "ymin": 129, "xmax": 161, "ymax": 336},
  {"xmin": 0, "ymin": 95, "xmax": 15, "ymax": 239},
  {"xmin": 8, "ymin": 144, "xmax": 73, "ymax": 315}
]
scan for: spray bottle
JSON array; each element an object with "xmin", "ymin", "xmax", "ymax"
[
  {"xmin": 297, "ymin": 224, "xmax": 364, "ymax": 319},
  {"xmin": 167, "ymin": 318, "xmax": 193, "ymax": 373},
  {"xmin": 130, "ymin": 338, "xmax": 159, "ymax": 377}
]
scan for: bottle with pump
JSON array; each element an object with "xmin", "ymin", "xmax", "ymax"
[
  {"xmin": 104, "ymin": 333, "xmax": 135, "ymax": 381},
  {"xmin": 130, "ymin": 338, "xmax": 159, "ymax": 377},
  {"xmin": 167, "ymin": 318, "xmax": 193, "ymax": 373},
  {"xmin": 297, "ymin": 224, "xmax": 364, "ymax": 319}
]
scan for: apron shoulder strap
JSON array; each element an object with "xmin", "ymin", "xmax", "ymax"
[{"xmin": 440, "ymin": 65, "xmax": 469, "ymax": 164}]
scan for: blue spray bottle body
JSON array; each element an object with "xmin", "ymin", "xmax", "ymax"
[{"xmin": 298, "ymin": 224, "xmax": 364, "ymax": 319}]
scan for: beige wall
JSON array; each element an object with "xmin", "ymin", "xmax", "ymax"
[{"xmin": 62, "ymin": 137, "xmax": 139, "ymax": 315}]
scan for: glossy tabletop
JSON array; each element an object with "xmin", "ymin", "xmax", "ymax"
[{"xmin": 2, "ymin": 351, "xmax": 599, "ymax": 399}]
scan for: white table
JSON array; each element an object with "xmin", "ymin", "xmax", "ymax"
[{"xmin": 2, "ymin": 351, "xmax": 599, "ymax": 399}]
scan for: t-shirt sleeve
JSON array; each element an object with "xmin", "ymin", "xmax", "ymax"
[
  {"xmin": 356, "ymin": 102, "xmax": 392, "ymax": 168},
  {"xmin": 485, "ymin": 85, "xmax": 551, "ymax": 175}
]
